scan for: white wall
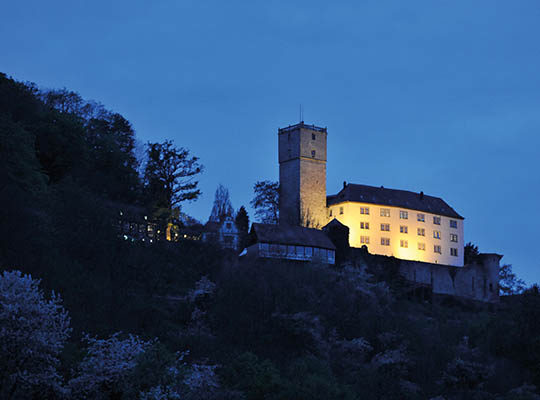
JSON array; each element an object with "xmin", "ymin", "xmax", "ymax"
[{"xmin": 328, "ymin": 201, "xmax": 464, "ymax": 267}]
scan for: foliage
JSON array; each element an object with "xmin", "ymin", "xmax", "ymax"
[
  {"xmin": 0, "ymin": 270, "xmax": 71, "ymax": 399},
  {"xmin": 464, "ymin": 242, "xmax": 480, "ymax": 265},
  {"xmin": 235, "ymin": 206, "xmax": 250, "ymax": 249},
  {"xmin": 187, "ymin": 276, "xmax": 217, "ymax": 303},
  {"xmin": 69, "ymin": 333, "xmax": 154, "ymax": 398},
  {"xmin": 499, "ymin": 264, "xmax": 526, "ymax": 296},
  {"xmin": 250, "ymin": 180, "xmax": 279, "ymax": 224}
]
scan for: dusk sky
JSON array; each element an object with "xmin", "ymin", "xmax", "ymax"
[{"xmin": 2, "ymin": 1, "xmax": 539, "ymax": 283}]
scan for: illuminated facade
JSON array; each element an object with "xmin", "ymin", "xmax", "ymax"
[
  {"xmin": 278, "ymin": 122, "xmax": 465, "ymax": 267},
  {"xmin": 326, "ymin": 186, "xmax": 464, "ymax": 267}
]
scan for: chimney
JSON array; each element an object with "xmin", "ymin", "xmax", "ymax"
[
  {"xmin": 420, "ymin": 191, "xmax": 424, "ymax": 200},
  {"xmin": 343, "ymin": 181, "xmax": 347, "ymax": 189}
]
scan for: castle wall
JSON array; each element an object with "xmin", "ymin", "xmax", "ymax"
[
  {"xmin": 398, "ymin": 253, "xmax": 501, "ymax": 303},
  {"xmin": 329, "ymin": 201, "xmax": 464, "ymax": 267}
]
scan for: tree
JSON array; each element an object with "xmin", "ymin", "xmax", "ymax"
[
  {"xmin": 464, "ymin": 242, "xmax": 480, "ymax": 264},
  {"xmin": 499, "ymin": 264, "xmax": 526, "ymax": 296},
  {"xmin": 208, "ymin": 184, "xmax": 234, "ymax": 222},
  {"xmin": 0, "ymin": 270, "xmax": 71, "ymax": 399},
  {"xmin": 69, "ymin": 332, "xmax": 154, "ymax": 398},
  {"xmin": 84, "ymin": 111, "xmax": 141, "ymax": 202},
  {"xmin": 144, "ymin": 140, "xmax": 203, "ymax": 224},
  {"xmin": 250, "ymin": 180, "xmax": 279, "ymax": 224},
  {"xmin": 0, "ymin": 117, "xmax": 47, "ymax": 195},
  {"xmin": 235, "ymin": 206, "xmax": 250, "ymax": 249}
]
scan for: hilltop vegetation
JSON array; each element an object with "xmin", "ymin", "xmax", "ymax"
[{"xmin": 1, "ymin": 73, "xmax": 540, "ymax": 399}]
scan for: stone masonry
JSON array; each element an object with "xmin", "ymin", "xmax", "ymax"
[{"xmin": 278, "ymin": 123, "xmax": 328, "ymax": 228}]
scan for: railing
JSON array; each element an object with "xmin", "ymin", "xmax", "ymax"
[{"xmin": 278, "ymin": 122, "xmax": 327, "ymax": 134}]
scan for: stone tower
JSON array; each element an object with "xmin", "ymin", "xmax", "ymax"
[{"xmin": 278, "ymin": 122, "xmax": 328, "ymax": 228}]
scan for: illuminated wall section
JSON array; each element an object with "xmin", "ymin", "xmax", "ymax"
[{"xmin": 328, "ymin": 201, "xmax": 464, "ymax": 267}]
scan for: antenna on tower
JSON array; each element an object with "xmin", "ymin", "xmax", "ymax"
[{"xmin": 299, "ymin": 104, "xmax": 304, "ymax": 123}]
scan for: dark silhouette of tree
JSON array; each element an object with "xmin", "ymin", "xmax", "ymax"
[
  {"xmin": 143, "ymin": 140, "xmax": 203, "ymax": 226},
  {"xmin": 464, "ymin": 242, "xmax": 480, "ymax": 264},
  {"xmin": 499, "ymin": 264, "xmax": 526, "ymax": 296},
  {"xmin": 235, "ymin": 206, "xmax": 250, "ymax": 249},
  {"xmin": 250, "ymin": 180, "xmax": 279, "ymax": 224},
  {"xmin": 209, "ymin": 184, "xmax": 234, "ymax": 222}
]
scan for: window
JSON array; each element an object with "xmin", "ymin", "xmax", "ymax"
[
  {"xmin": 339, "ymin": 207, "xmax": 344, "ymax": 215},
  {"xmin": 360, "ymin": 236, "xmax": 370, "ymax": 244},
  {"xmin": 433, "ymin": 230, "xmax": 441, "ymax": 239},
  {"xmin": 434, "ymin": 245, "xmax": 442, "ymax": 254},
  {"xmin": 400, "ymin": 225, "xmax": 408, "ymax": 234},
  {"xmin": 400, "ymin": 210, "xmax": 408, "ymax": 219},
  {"xmin": 450, "ymin": 248, "xmax": 458, "ymax": 257},
  {"xmin": 312, "ymin": 133, "xmax": 316, "ymax": 140},
  {"xmin": 381, "ymin": 237, "xmax": 390, "ymax": 246},
  {"xmin": 329, "ymin": 209, "xmax": 333, "ymax": 217},
  {"xmin": 417, "ymin": 228, "xmax": 425, "ymax": 236},
  {"xmin": 380, "ymin": 208, "xmax": 391, "ymax": 217},
  {"xmin": 450, "ymin": 233, "xmax": 458, "ymax": 242},
  {"xmin": 450, "ymin": 220, "xmax": 457, "ymax": 228},
  {"xmin": 418, "ymin": 242, "xmax": 426, "ymax": 251},
  {"xmin": 400, "ymin": 240, "xmax": 408, "ymax": 248},
  {"xmin": 360, "ymin": 222, "xmax": 370, "ymax": 230},
  {"xmin": 360, "ymin": 207, "xmax": 370, "ymax": 215},
  {"xmin": 417, "ymin": 213, "xmax": 425, "ymax": 222},
  {"xmin": 380, "ymin": 223, "xmax": 390, "ymax": 231},
  {"xmin": 433, "ymin": 216, "xmax": 441, "ymax": 225},
  {"xmin": 311, "ymin": 150, "xmax": 316, "ymax": 158}
]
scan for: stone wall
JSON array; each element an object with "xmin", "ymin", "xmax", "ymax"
[
  {"xmin": 279, "ymin": 159, "xmax": 301, "ymax": 225},
  {"xmin": 299, "ymin": 158, "xmax": 327, "ymax": 228},
  {"xmin": 398, "ymin": 253, "xmax": 501, "ymax": 303},
  {"xmin": 278, "ymin": 124, "xmax": 328, "ymax": 228}
]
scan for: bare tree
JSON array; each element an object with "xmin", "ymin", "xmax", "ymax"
[
  {"xmin": 250, "ymin": 180, "xmax": 279, "ymax": 224},
  {"xmin": 144, "ymin": 140, "xmax": 203, "ymax": 219},
  {"xmin": 208, "ymin": 184, "xmax": 234, "ymax": 222}
]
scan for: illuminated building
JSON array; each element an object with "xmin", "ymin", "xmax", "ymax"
[
  {"xmin": 327, "ymin": 184, "xmax": 464, "ymax": 267},
  {"xmin": 278, "ymin": 122, "xmax": 465, "ymax": 267}
]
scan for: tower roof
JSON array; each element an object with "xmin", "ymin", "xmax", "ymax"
[{"xmin": 327, "ymin": 183, "xmax": 464, "ymax": 219}]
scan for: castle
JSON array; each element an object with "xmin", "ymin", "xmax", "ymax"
[
  {"xmin": 278, "ymin": 122, "xmax": 464, "ymax": 267},
  {"xmin": 271, "ymin": 121, "xmax": 500, "ymax": 303}
]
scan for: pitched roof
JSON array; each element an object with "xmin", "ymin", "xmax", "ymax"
[
  {"xmin": 322, "ymin": 218, "xmax": 349, "ymax": 230},
  {"xmin": 250, "ymin": 223, "xmax": 336, "ymax": 250},
  {"xmin": 327, "ymin": 183, "xmax": 464, "ymax": 219}
]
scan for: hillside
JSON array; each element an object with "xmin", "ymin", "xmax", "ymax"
[{"xmin": 1, "ymin": 73, "xmax": 540, "ymax": 399}]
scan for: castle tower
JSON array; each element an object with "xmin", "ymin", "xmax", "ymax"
[{"xmin": 278, "ymin": 122, "xmax": 328, "ymax": 228}]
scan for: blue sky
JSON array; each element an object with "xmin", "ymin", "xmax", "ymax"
[{"xmin": 2, "ymin": 0, "xmax": 540, "ymax": 283}]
